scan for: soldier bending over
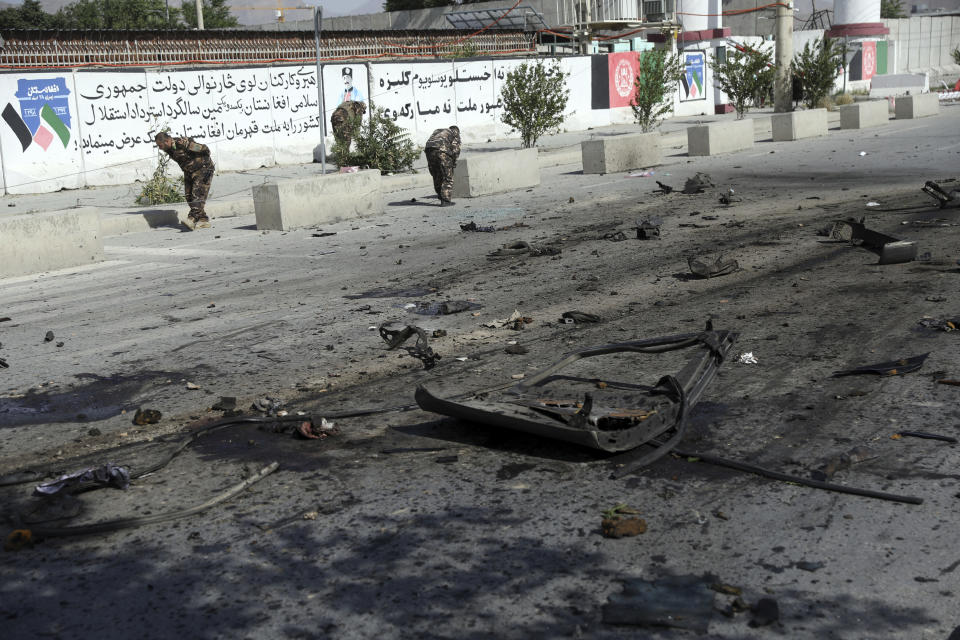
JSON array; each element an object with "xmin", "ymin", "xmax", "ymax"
[
  {"xmin": 154, "ymin": 132, "xmax": 215, "ymax": 230},
  {"xmin": 424, "ymin": 125, "xmax": 461, "ymax": 207},
  {"xmin": 330, "ymin": 100, "xmax": 367, "ymax": 152}
]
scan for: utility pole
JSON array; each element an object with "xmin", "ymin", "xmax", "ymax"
[
  {"xmin": 314, "ymin": 5, "xmax": 326, "ymax": 176},
  {"xmin": 773, "ymin": 0, "xmax": 793, "ymax": 112},
  {"xmin": 195, "ymin": 0, "xmax": 205, "ymax": 29},
  {"xmin": 578, "ymin": 0, "xmax": 592, "ymax": 54}
]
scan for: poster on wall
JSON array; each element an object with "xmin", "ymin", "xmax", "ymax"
[
  {"xmin": 322, "ymin": 63, "xmax": 369, "ymax": 136},
  {"xmin": 681, "ymin": 51, "xmax": 707, "ymax": 101},
  {"xmin": 861, "ymin": 41, "xmax": 877, "ymax": 81},
  {"xmin": 0, "ymin": 73, "xmax": 82, "ymax": 193},
  {"xmin": 607, "ymin": 52, "xmax": 640, "ymax": 108}
]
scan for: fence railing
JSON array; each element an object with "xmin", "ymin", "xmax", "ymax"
[{"xmin": 0, "ymin": 29, "xmax": 536, "ymax": 69}]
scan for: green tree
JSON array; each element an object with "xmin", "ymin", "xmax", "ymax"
[
  {"xmin": 952, "ymin": 46, "xmax": 959, "ymax": 65},
  {"xmin": 57, "ymin": 0, "xmax": 177, "ymax": 29},
  {"xmin": 343, "ymin": 104, "xmax": 421, "ymax": 174},
  {"xmin": 0, "ymin": 0, "xmax": 64, "ymax": 29},
  {"xmin": 881, "ymin": 0, "xmax": 905, "ymax": 18},
  {"xmin": 792, "ymin": 38, "xmax": 843, "ymax": 109},
  {"xmin": 499, "ymin": 59, "xmax": 570, "ymax": 148},
  {"xmin": 630, "ymin": 49, "xmax": 684, "ymax": 132},
  {"xmin": 711, "ymin": 45, "xmax": 775, "ymax": 119},
  {"xmin": 180, "ymin": 0, "xmax": 239, "ymax": 29}
]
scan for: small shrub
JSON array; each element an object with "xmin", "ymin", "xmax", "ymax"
[
  {"xmin": 816, "ymin": 95, "xmax": 835, "ymax": 111},
  {"xmin": 348, "ymin": 104, "xmax": 420, "ymax": 174},
  {"xmin": 711, "ymin": 45, "xmax": 774, "ymax": 119},
  {"xmin": 630, "ymin": 49, "xmax": 685, "ymax": 132},
  {"xmin": 833, "ymin": 92, "xmax": 854, "ymax": 106},
  {"xmin": 136, "ymin": 142, "xmax": 183, "ymax": 205},
  {"xmin": 952, "ymin": 46, "xmax": 959, "ymax": 65},
  {"xmin": 500, "ymin": 59, "xmax": 570, "ymax": 148},
  {"xmin": 792, "ymin": 38, "xmax": 843, "ymax": 109}
]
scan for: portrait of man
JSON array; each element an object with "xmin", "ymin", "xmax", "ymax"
[{"xmin": 338, "ymin": 67, "xmax": 365, "ymax": 104}]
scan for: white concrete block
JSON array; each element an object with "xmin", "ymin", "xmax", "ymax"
[
  {"xmin": 581, "ymin": 133, "xmax": 662, "ymax": 174},
  {"xmin": 452, "ymin": 148, "xmax": 540, "ymax": 198},
  {"xmin": 253, "ymin": 169, "xmax": 383, "ymax": 231},
  {"xmin": 0, "ymin": 208, "xmax": 103, "ymax": 278},
  {"xmin": 686, "ymin": 119, "xmax": 754, "ymax": 156},
  {"xmin": 771, "ymin": 109, "xmax": 828, "ymax": 141},
  {"xmin": 895, "ymin": 92, "xmax": 940, "ymax": 119},
  {"xmin": 839, "ymin": 100, "xmax": 890, "ymax": 129}
]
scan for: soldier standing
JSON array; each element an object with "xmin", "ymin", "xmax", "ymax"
[
  {"xmin": 154, "ymin": 132, "xmax": 215, "ymax": 230},
  {"xmin": 330, "ymin": 100, "xmax": 367, "ymax": 152},
  {"xmin": 424, "ymin": 125, "xmax": 461, "ymax": 207}
]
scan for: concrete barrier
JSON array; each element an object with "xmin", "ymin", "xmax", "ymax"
[
  {"xmin": 451, "ymin": 148, "xmax": 540, "ymax": 197},
  {"xmin": 581, "ymin": 133, "xmax": 662, "ymax": 174},
  {"xmin": 839, "ymin": 101, "xmax": 890, "ymax": 129},
  {"xmin": 252, "ymin": 169, "xmax": 382, "ymax": 231},
  {"xmin": 771, "ymin": 109, "xmax": 828, "ymax": 141},
  {"xmin": 869, "ymin": 73, "xmax": 928, "ymax": 99},
  {"xmin": 895, "ymin": 93, "xmax": 940, "ymax": 119},
  {"xmin": 0, "ymin": 207, "xmax": 103, "ymax": 278},
  {"xmin": 687, "ymin": 119, "xmax": 754, "ymax": 156}
]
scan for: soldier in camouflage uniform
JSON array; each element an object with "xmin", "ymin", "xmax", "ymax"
[
  {"xmin": 154, "ymin": 132, "xmax": 215, "ymax": 230},
  {"xmin": 330, "ymin": 100, "xmax": 366, "ymax": 152},
  {"xmin": 424, "ymin": 125, "xmax": 461, "ymax": 206}
]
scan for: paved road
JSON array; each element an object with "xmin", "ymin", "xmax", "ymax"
[{"xmin": 1, "ymin": 104, "xmax": 959, "ymax": 639}]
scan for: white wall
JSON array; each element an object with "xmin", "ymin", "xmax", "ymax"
[{"xmin": 0, "ymin": 54, "xmax": 712, "ymax": 195}]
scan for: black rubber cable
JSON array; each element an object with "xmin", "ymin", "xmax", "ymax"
[
  {"xmin": 896, "ymin": 431, "xmax": 958, "ymax": 444},
  {"xmin": 671, "ymin": 448, "xmax": 923, "ymax": 505}
]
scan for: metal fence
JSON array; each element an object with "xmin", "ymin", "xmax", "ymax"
[{"xmin": 0, "ymin": 29, "xmax": 536, "ymax": 69}]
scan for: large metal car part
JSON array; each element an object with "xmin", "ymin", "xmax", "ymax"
[{"xmin": 416, "ymin": 325, "xmax": 738, "ymax": 465}]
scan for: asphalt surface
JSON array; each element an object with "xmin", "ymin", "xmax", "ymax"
[{"xmin": 2, "ymin": 103, "xmax": 960, "ymax": 639}]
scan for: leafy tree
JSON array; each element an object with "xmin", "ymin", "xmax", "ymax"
[
  {"xmin": 952, "ymin": 46, "xmax": 960, "ymax": 65},
  {"xmin": 342, "ymin": 104, "xmax": 421, "ymax": 174},
  {"xmin": 0, "ymin": 0, "xmax": 64, "ymax": 29},
  {"xmin": 711, "ymin": 45, "xmax": 775, "ymax": 119},
  {"xmin": 881, "ymin": 0, "xmax": 905, "ymax": 19},
  {"xmin": 792, "ymin": 38, "xmax": 843, "ymax": 109},
  {"xmin": 56, "ymin": 0, "xmax": 178, "ymax": 29},
  {"xmin": 180, "ymin": 0, "xmax": 239, "ymax": 29},
  {"xmin": 630, "ymin": 49, "xmax": 684, "ymax": 132},
  {"xmin": 499, "ymin": 59, "xmax": 570, "ymax": 148}
]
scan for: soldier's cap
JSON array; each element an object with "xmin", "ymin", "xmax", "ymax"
[
  {"xmin": 342, "ymin": 67, "xmax": 353, "ymax": 78},
  {"xmin": 154, "ymin": 132, "xmax": 172, "ymax": 143}
]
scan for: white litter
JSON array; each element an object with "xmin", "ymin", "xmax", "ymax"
[
  {"xmin": 455, "ymin": 357, "xmax": 469, "ymax": 362},
  {"xmin": 859, "ymin": 151, "xmax": 868, "ymax": 156},
  {"xmin": 738, "ymin": 352, "xmax": 758, "ymax": 364},
  {"xmin": 866, "ymin": 201, "xmax": 881, "ymax": 207}
]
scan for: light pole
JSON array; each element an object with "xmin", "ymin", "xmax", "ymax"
[{"xmin": 313, "ymin": 5, "xmax": 326, "ymax": 175}]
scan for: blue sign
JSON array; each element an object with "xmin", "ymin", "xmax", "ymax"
[
  {"xmin": 682, "ymin": 52, "xmax": 706, "ymax": 102},
  {"xmin": 15, "ymin": 77, "xmax": 72, "ymax": 135}
]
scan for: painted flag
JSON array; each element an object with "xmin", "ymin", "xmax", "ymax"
[
  {"xmin": 40, "ymin": 103, "xmax": 70, "ymax": 147},
  {"xmin": 692, "ymin": 70, "xmax": 703, "ymax": 96},
  {"xmin": 3, "ymin": 102, "xmax": 33, "ymax": 151},
  {"xmin": 33, "ymin": 124, "xmax": 54, "ymax": 151}
]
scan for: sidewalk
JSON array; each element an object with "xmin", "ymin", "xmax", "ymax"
[{"xmin": 0, "ymin": 106, "xmax": 800, "ymax": 236}]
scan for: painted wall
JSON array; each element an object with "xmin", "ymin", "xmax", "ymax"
[{"xmin": 0, "ymin": 53, "xmax": 713, "ymax": 195}]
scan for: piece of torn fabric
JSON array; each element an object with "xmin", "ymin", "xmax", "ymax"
[
  {"xmin": 688, "ymin": 255, "xmax": 739, "ymax": 278},
  {"xmin": 35, "ymin": 463, "xmax": 130, "ymax": 496},
  {"xmin": 832, "ymin": 353, "xmax": 929, "ymax": 377},
  {"xmin": 602, "ymin": 575, "xmax": 714, "ymax": 632}
]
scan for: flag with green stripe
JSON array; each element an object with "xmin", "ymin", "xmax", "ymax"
[{"xmin": 40, "ymin": 103, "xmax": 70, "ymax": 147}]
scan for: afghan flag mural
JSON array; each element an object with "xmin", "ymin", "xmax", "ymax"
[
  {"xmin": 3, "ymin": 77, "xmax": 72, "ymax": 152},
  {"xmin": 0, "ymin": 73, "xmax": 82, "ymax": 193},
  {"xmin": 680, "ymin": 51, "xmax": 706, "ymax": 102}
]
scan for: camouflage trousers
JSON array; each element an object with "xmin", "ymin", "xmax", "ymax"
[
  {"xmin": 331, "ymin": 112, "xmax": 353, "ymax": 150},
  {"xmin": 184, "ymin": 163, "xmax": 214, "ymax": 220},
  {"xmin": 425, "ymin": 148, "xmax": 456, "ymax": 202}
]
